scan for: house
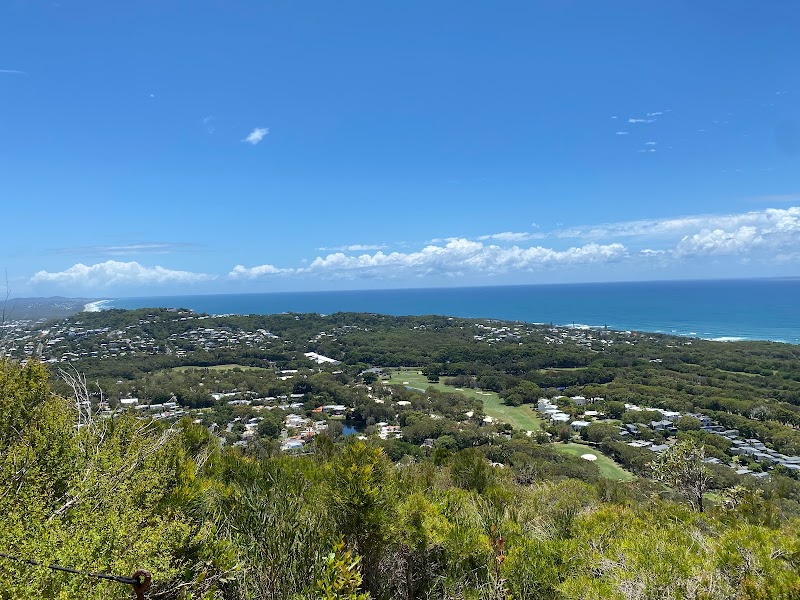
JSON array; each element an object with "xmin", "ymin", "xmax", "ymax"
[
  {"xmin": 683, "ymin": 413, "xmax": 713, "ymax": 427},
  {"xmin": 650, "ymin": 419, "xmax": 677, "ymax": 434},
  {"xmin": 304, "ymin": 352, "xmax": 341, "ymax": 365},
  {"xmin": 658, "ymin": 410, "xmax": 682, "ymax": 422},
  {"xmin": 628, "ymin": 440, "xmax": 652, "ymax": 448},
  {"xmin": 282, "ymin": 438, "xmax": 305, "ymax": 451},
  {"xmin": 378, "ymin": 423, "xmax": 402, "ymax": 439},
  {"xmin": 754, "ymin": 452, "xmax": 779, "ymax": 464},
  {"xmin": 701, "ymin": 425, "xmax": 725, "ymax": 433},
  {"xmin": 571, "ymin": 420, "xmax": 590, "ymax": 431},
  {"xmin": 285, "ymin": 414, "xmax": 309, "ymax": 429},
  {"xmin": 119, "ymin": 397, "xmax": 139, "ymax": 407}
]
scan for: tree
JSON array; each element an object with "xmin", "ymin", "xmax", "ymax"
[
  {"xmin": 450, "ymin": 448, "xmax": 493, "ymax": 493},
  {"xmin": 584, "ymin": 422, "xmax": 620, "ymax": 444},
  {"xmin": 677, "ymin": 415, "xmax": 701, "ymax": 431},
  {"xmin": 556, "ymin": 426, "xmax": 572, "ymax": 442},
  {"xmin": 0, "ymin": 360, "xmax": 234, "ymax": 599},
  {"xmin": 258, "ymin": 411, "xmax": 283, "ymax": 439},
  {"xmin": 604, "ymin": 400, "xmax": 626, "ymax": 419},
  {"xmin": 329, "ymin": 441, "xmax": 394, "ymax": 594},
  {"xmin": 298, "ymin": 539, "xmax": 370, "ymax": 600},
  {"xmin": 651, "ymin": 440, "xmax": 711, "ymax": 512}
]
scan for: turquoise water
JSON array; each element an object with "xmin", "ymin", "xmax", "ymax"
[{"xmin": 109, "ymin": 278, "xmax": 800, "ymax": 343}]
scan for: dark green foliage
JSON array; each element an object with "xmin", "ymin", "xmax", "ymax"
[
  {"xmin": 257, "ymin": 410, "xmax": 283, "ymax": 439},
  {"xmin": 450, "ymin": 448, "xmax": 495, "ymax": 493},
  {"xmin": 583, "ymin": 422, "xmax": 621, "ymax": 444}
]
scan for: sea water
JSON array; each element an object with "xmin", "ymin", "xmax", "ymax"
[{"xmin": 109, "ymin": 278, "xmax": 800, "ymax": 344}]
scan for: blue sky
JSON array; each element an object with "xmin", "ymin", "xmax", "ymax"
[{"xmin": 1, "ymin": 1, "xmax": 798, "ymax": 297}]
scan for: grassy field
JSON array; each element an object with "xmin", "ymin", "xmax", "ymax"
[
  {"xmin": 385, "ymin": 369, "xmax": 631, "ymax": 480},
  {"xmin": 554, "ymin": 442, "xmax": 635, "ymax": 481},
  {"xmin": 386, "ymin": 368, "xmax": 543, "ymax": 432}
]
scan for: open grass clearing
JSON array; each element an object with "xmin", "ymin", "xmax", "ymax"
[
  {"xmin": 555, "ymin": 442, "xmax": 635, "ymax": 481},
  {"xmin": 385, "ymin": 368, "xmax": 543, "ymax": 432}
]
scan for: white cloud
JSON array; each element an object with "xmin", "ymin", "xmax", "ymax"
[
  {"xmin": 554, "ymin": 207, "xmax": 800, "ymax": 242},
  {"xmin": 346, "ymin": 244, "xmax": 387, "ymax": 251},
  {"xmin": 0, "ymin": 69, "xmax": 25, "ymax": 75},
  {"xmin": 646, "ymin": 111, "xmax": 664, "ymax": 117},
  {"xmin": 676, "ymin": 227, "xmax": 760, "ymax": 256},
  {"xmin": 30, "ymin": 261, "xmax": 214, "ymax": 288},
  {"xmin": 418, "ymin": 209, "xmax": 800, "ymax": 274},
  {"xmin": 675, "ymin": 207, "xmax": 800, "ymax": 257},
  {"xmin": 615, "ymin": 131, "xmax": 629, "ymax": 135},
  {"xmin": 38, "ymin": 208, "xmax": 800, "ymax": 289},
  {"xmin": 645, "ymin": 141, "xmax": 657, "ymax": 145},
  {"xmin": 243, "ymin": 127, "xmax": 269, "ymax": 145},
  {"xmin": 628, "ymin": 118, "xmax": 656, "ymax": 124},
  {"xmin": 227, "ymin": 239, "xmax": 628, "ymax": 281},
  {"xmin": 302, "ymin": 239, "xmax": 628, "ymax": 278},
  {"xmin": 229, "ymin": 264, "xmax": 293, "ymax": 279}
]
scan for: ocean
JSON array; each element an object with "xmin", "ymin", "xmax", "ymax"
[{"xmin": 106, "ymin": 278, "xmax": 800, "ymax": 344}]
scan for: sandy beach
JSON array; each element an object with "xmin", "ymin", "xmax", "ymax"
[{"xmin": 83, "ymin": 299, "xmax": 111, "ymax": 312}]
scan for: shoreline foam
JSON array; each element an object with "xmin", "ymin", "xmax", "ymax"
[{"xmin": 83, "ymin": 300, "xmax": 111, "ymax": 312}]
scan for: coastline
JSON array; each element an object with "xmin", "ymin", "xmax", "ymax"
[
  {"xmin": 83, "ymin": 299, "xmax": 112, "ymax": 312},
  {"xmin": 98, "ymin": 279, "xmax": 800, "ymax": 345}
]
